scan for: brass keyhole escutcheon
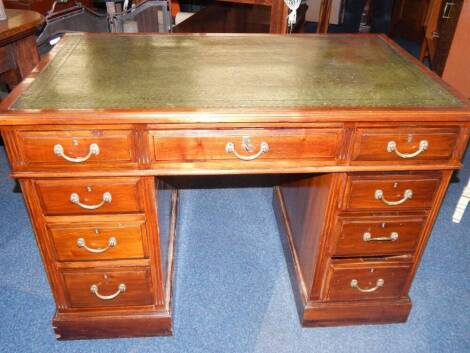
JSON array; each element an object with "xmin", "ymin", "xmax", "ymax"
[
  {"xmin": 242, "ymin": 136, "xmax": 254, "ymax": 152},
  {"xmin": 72, "ymin": 138, "xmax": 79, "ymax": 146},
  {"xmin": 393, "ymin": 182, "xmax": 399, "ymax": 188},
  {"xmin": 87, "ymin": 186, "xmax": 93, "ymax": 192},
  {"xmin": 381, "ymin": 222, "xmax": 386, "ymax": 229}
]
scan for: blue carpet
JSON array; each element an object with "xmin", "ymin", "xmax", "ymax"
[{"xmin": 0, "ymin": 144, "xmax": 469, "ymax": 353}]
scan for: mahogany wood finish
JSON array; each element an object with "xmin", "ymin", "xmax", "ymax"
[
  {"xmin": 331, "ymin": 214, "xmax": 427, "ymax": 257},
  {"xmin": 34, "ymin": 177, "xmax": 144, "ymax": 215},
  {"xmin": 343, "ymin": 172, "xmax": 442, "ymax": 210},
  {"xmin": 351, "ymin": 127, "xmax": 460, "ymax": 163},
  {"xmin": 0, "ymin": 33, "xmax": 469, "ymax": 338},
  {"xmin": 48, "ymin": 217, "xmax": 148, "ymax": 261},
  {"xmin": 0, "ymin": 9, "xmax": 43, "ymax": 88},
  {"xmin": 62, "ymin": 267, "xmax": 154, "ymax": 308},
  {"xmin": 325, "ymin": 259, "xmax": 413, "ymax": 301},
  {"xmin": 149, "ymin": 128, "xmax": 342, "ymax": 162},
  {"xmin": 13, "ymin": 128, "xmax": 138, "ymax": 170}
]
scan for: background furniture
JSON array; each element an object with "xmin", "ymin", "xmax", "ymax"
[
  {"xmin": 4, "ymin": 0, "xmax": 95, "ymax": 14},
  {"xmin": 0, "ymin": 33, "xmax": 468, "ymax": 339},
  {"xmin": 389, "ymin": 0, "xmax": 430, "ymax": 41},
  {"xmin": 437, "ymin": 0, "xmax": 469, "ymax": 99},
  {"xmin": 0, "ymin": 8, "xmax": 43, "ymax": 89},
  {"xmin": 173, "ymin": 0, "xmax": 307, "ymax": 33},
  {"xmin": 418, "ymin": 0, "xmax": 469, "ymax": 99},
  {"xmin": 174, "ymin": 0, "xmax": 290, "ymax": 33}
]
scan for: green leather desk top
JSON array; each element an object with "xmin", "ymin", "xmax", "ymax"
[{"xmin": 10, "ymin": 34, "xmax": 465, "ymax": 110}]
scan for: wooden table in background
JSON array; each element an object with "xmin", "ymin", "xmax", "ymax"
[{"xmin": 0, "ymin": 9, "xmax": 43, "ymax": 88}]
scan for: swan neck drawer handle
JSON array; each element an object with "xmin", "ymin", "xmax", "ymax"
[
  {"xmin": 363, "ymin": 232, "xmax": 399, "ymax": 242},
  {"xmin": 375, "ymin": 189, "xmax": 413, "ymax": 206},
  {"xmin": 225, "ymin": 137, "xmax": 269, "ymax": 161},
  {"xmin": 70, "ymin": 192, "xmax": 112, "ymax": 209},
  {"xmin": 53, "ymin": 143, "xmax": 100, "ymax": 163},
  {"xmin": 387, "ymin": 140, "xmax": 428, "ymax": 159},
  {"xmin": 350, "ymin": 278, "xmax": 384, "ymax": 293},
  {"xmin": 90, "ymin": 283, "xmax": 126, "ymax": 300},
  {"xmin": 76, "ymin": 237, "xmax": 117, "ymax": 253}
]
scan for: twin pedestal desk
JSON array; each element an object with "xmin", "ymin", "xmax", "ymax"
[{"xmin": 0, "ymin": 33, "xmax": 469, "ymax": 339}]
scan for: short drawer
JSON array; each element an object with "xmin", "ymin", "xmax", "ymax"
[
  {"xmin": 343, "ymin": 172, "xmax": 442, "ymax": 210},
  {"xmin": 331, "ymin": 214, "xmax": 427, "ymax": 257},
  {"xmin": 324, "ymin": 259, "xmax": 412, "ymax": 302},
  {"xmin": 47, "ymin": 217, "xmax": 147, "ymax": 261},
  {"xmin": 148, "ymin": 128, "xmax": 343, "ymax": 163},
  {"xmin": 13, "ymin": 129, "xmax": 137, "ymax": 169},
  {"xmin": 351, "ymin": 127, "xmax": 459, "ymax": 163},
  {"xmin": 35, "ymin": 178, "xmax": 144, "ymax": 215},
  {"xmin": 61, "ymin": 267, "xmax": 154, "ymax": 308}
]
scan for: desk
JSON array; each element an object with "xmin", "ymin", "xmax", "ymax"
[
  {"xmin": 0, "ymin": 9, "xmax": 43, "ymax": 88},
  {"xmin": 0, "ymin": 33, "xmax": 469, "ymax": 340}
]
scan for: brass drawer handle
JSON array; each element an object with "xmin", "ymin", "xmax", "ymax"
[
  {"xmin": 53, "ymin": 143, "xmax": 100, "ymax": 163},
  {"xmin": 350, "ymin": 278, "xmax": 384, "ymax": 293},
  {"xmin": 70, "ymin": 192, "xmax": 112, "ymax": 209},
  {"xmin": 90, "ymin": 283, "xmax": 126, "ymax": 300},
  {"xmin": 387, "ymin": 140, "xmax": 428, "ymax": 159},
  {"xmin": 225, "ymin": 136, "xmax": 269, "ymax": 161},
  {"xmin": 375, "ymin": 189, "xmax": 413, "ymax": 206},
  {"xmin": 76, "ymin": 237, "xmax": 117, "ymax": 253},
  {"xmin": 363, "ymin": 231, "xmax": 398, "ymax": 242}
]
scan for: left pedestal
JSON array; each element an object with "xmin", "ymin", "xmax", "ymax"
[{"xmin": 17, "ymin": 176, "xmax": 177, "ymax": 339}]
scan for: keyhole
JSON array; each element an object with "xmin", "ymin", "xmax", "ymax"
[
  {"xmin": 95, "ymin": 229, "xmax": 100, "ymax": 235},
  {"xmin": 393, "ymin": 182, "xmax": 399, "ymax": 188},
  {"xmin": 370, "ymin": 268, "xmax": 374, "ymax": 273},
  {"xmin": 381, "ymin": 222, "xmax": 386, "ymax": 229},
  {"xmin": 104, "ymin": 273, "xmax": 109, "ymax": 280},
  {"xmin": 72, "ymin": 138, "xmax": 79, "ymax": 146},
  {"xmin": 87, "ymin": 186, "xmax": 93, "ymax": 192},
  {"xmin": 407, "ymin": 134, "xmax": 413, "ymax": 143}
]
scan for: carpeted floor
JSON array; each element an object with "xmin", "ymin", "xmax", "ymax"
[{"xmin": 0, "ymin": 143, "xmax": 469, "ymax": 353}]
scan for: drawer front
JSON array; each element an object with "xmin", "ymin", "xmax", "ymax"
[
  {"xmin": 331, "ymin": 215, "xmax": 427, "ymax": 257},
  {"xmin": 344, "ymin": 173, "xmax": 441, "ymax": 210},
  {"xmin": 15, "ymin": 129, "xmax": 136, "ymax": 168},
  {"xmin": 352, "ymin": 127, "xmax": 459, "ymax": 163},
  {"xmin": 149, "ymin": 128, "xmax": 343, "ymax": 163},
  {"xmin": 48, "ymin": 219, "xmax": 147, "ymax": 261},
  {"xmin": 35, "ymin": 178, "xmax": 143, "ymax": 215},
  {"xmin": 62, "ymin": 267, "xmax": 154, "ymax": 308},
  {"xmin": 325, "ymin": 260, "xmax": 412, "ymax": 301}
]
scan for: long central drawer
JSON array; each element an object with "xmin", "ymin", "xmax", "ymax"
[{"xmin": 148, "ymin": 128, "xmax": 343, "ymax": 164}]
